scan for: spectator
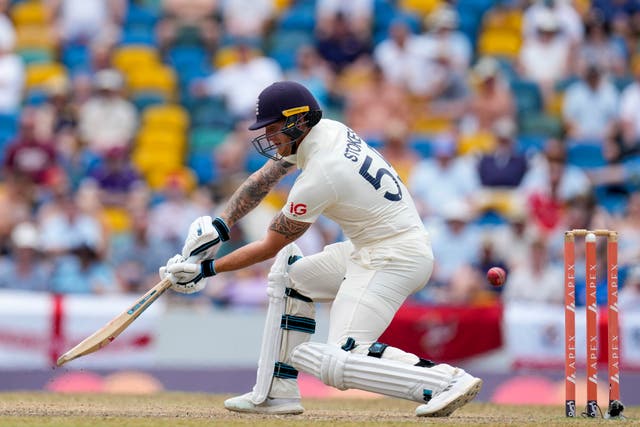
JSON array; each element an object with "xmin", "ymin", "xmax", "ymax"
[
  {"xmin": 316, "ymin": 0, "xmax": 373, "ymax": 39},
  {"xmin": 464, "ymin": 57, "xmax": 515, "ymax": 134},
  {"xmin": 408, "ymin": 134, "xmax": 479, "ymax": 219},
  {"xmin": 377, "ymin": 119, "xmax": 420, "ymax": 183},
  {"xmin": 47, "ymin": 0, "xmax": 125, "ymax": 46},
  {"xmin": 219, "ymin": 0, "xmax": 274, "ymax": 41},
  {"xmin": 562, "ymin": 62, "xmax": 619, "ymax": 142},
  {"xmin": 501, "ymin": 235, "xmax": 564, "ymax": 305},
  {"xmin": 50, "ymin": 240, "xmax": 119, "ymax": 294},
  {"xmin": 285, "ymin": 45, "xmax": 334, "ymax": 108},
  {"xmin": 109, "ymin": 207, "xmax": 175, "ymax": 293},
  {"xmin": 618, "ymin": 56, "xmax": 640, "ymax": 150},
  {"xmin": 491, "ymin": 204, "xmax": 535, "ymax": 270},
  {"xmin": 523, "ymin": 0, "xmax": 584, "ymax": 44},
  {"xmin": 372, "ymin": 17, "xmax": 423, "ymax": 93},
  {"xmin": 147, "ymin": 170, "xmax": 210, "ymax": 255},
  {"xmin": 343, "ymin": 61, "xmax": 411, "ymax": 140},
  {"xmin": 415, "ymin": 6, "xmax": 472, "ymax": 74},
  {"xmin": 196, "ymin": 41, "xmax": 283, "ymax": 120},
  {"xmin": 38, "ymin": 76, "xmax": 78, "ymax": 140},
  {"xmin": 476, "ymin": 117, "xmax": 529, "ymax": 218},
  {"xmin": 157, "ymin": 0, "xmax": 219, "ymax": 52},
  {"xmin": 87, "ymin": 146, "xmax": 143, "ymax": 208},
  {"xmin": 425, "ymin": 199, "xmax": 481, "ymax": 301},
  {"xmin": 591, "ymin": 0, "xmax": 640, "ymax": 26},
  {"xmin": 579, "ymin": 10, "xmax": 627, "ymax": 77},
  {"xmin": 613, "ymin": 191, "xmax": 640, "ymax": 266},
  {"xmin": 78, "ymin": 69, "xmax": 138, "ymax": 155},
  {"xmin": 315, "ymin": 12, "xmax": 371, "ymax": 74},
  {"xmin": 518, "ymin": 9, "xmax": 573, "ymax": 105},
  {"xmin": 0, "ymin": 12, "xmax": 23, "ymax": 114},
  {"xmin": 521, "ymin": 138, "xmax": 592, "ymax": 234},
  {"xmin": 0, "ymin": 222, "xmax": 51, "ymax": 291},
  {"xmin": 3, "ymin": 109, "xmax": 58, "ymax": 200}
]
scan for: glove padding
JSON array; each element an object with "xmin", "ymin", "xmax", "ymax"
[
  {"xmin": 181, "ymin": 216, "xmax": 230, "ymax": 262},
  {"xmin": 159, "ymin": 254, "xmax": 217, "ymax": 294}
]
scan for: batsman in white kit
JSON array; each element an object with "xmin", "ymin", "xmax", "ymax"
[{"xmin": 160, "ymin": 81, "xmax": 482, "ymax": 417}]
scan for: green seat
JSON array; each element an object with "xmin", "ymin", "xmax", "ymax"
[
  {"xmin": 519, "ymin": 113, "xmax": 564, "ymax": 138},
  {"xmin": 189, "ymin": 127, "xmax": 229, "ymax": 151},
  {"xmin": 18, "ymin": 48, "xmax": 54, "ymax": 65}
]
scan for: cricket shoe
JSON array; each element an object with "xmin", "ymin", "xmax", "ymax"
[
  {"xmin": 415, "ymin": 369, "xmax": 482, "ymax": 417},
  {"xmin": 224, "ymin": 392, "xmax": 304, "ymax": 415}
]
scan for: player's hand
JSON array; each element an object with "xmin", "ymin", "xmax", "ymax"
[
  {"xmin": 181, "ymin": 216, "xmax": 230, "ymax": 262},
  {"xmin": 160, "ymin": 254, "xmax": 217, "ymax": 294}
]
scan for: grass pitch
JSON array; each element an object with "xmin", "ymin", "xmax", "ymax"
[{"xmin": 0, "ymin": 392, "xmax": 638, "ymax": 426}]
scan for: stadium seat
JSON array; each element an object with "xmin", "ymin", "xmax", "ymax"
[
  {"xmin": 0, "ymin": 113, "xmax": 19, "ymax": 145},
  {"xmin": 11, "ymin": 1, "xmax": 49, "ymax": 26},
  {"xmin": 101, "ymin": 207, "xmax": 132, "ymax": 234},
  {"xmin": 478, "ymin": 28, "xmax": 521, "ymax": 58},
  {"xmin": 131, "ymin": 91, "xmax": 167, "ymax": 111},
  {"xmin": 136, "ymin": 130, "xmax": 186, "ymax": 153},
  {"xmin": 511, "ymin": 79, "xmax": 543, "ymax": 117},
  {"xmin": 399, "ymin": 0, "xmax": 442, "ymax": 18},
  {"xmin": 15, "ymin": 25, "xmax": 56, "ymax": 50},
  {"xmin": 17, "ymin": 47, "xmax": 54, "ymax": 65},
  {"xmin": 25, "ymin": 62, "xmax": 67, "ymax": 89},
  {"xmin": 189, "ymin": 127, "xmax": 229, "ymax": 151},
  {"xmin": 277, "ymin": 4, "xmax": 316, "ymax": 31},
  {"xmin": 127, "ymin": 65, "xmax": 177, "ymax": 99},
  {"xmin": 189, "ymin": 97, "xmax": 235, "ymax": 129},
  {"xmin": 112, "ymin": 45, "xmax": 161, "ymax": 75},
  {"xmin": 518, "ymin": 113, "xmax": 563, "ymax": 138},
  {"xmin": 61, "ymin": 44, "xmax": 91, "ymax": 74},
  {"xmin": 188, "ymin": 151, "xmax": 217, "ymax": 184},
  {"xmin": 567, "ymin": 141, "xmax": 607, "ymax": 168},
  {"xmin": 141, "ymin": 103, "xmax": 189, "ymax": 133},
  {"xmin": 409, "ymin": 136, "xmax": 434, "ymax": 158},
  {"xmin": 516, "ymin": 135, "xmax": 546, "ymax": 157}
]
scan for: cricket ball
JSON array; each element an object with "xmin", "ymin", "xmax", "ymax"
[{"xmin": 487, "ymin": 267, "xmax": 506, "ymax": 287}]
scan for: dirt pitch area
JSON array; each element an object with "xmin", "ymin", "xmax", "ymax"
[{"xmin": 0, "ymin": 392, "xmax": 638, "ymax": 427}]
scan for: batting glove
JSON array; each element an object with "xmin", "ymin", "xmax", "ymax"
[
  {"xmin": 181, "ymin": 216, "xmax": 230, "ymax": 262},
  {"xmin": 160, "ymin": 254, "xmax": 217, "ymax": 294}
]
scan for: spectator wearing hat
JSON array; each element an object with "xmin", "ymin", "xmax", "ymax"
[
  {"xmin": 0, "ymin": 222, "xmax": 51, "ymax": 291},
  {"xmin": 414, "ymin": 6, "xmax": 472, "ymax": 74},
  {"xmin": 315, "ymin": 11, "xmax": 371, "ymax": 74},
  {"xmin": 523, "ymin": 0, "xmax": 584, "ymax": 44},
  {"xmin": 475, "ymin": 117, "xmax": 529, "ymax": 218},
  {"xmin": 562, "ymin": 62, "xmax": 619, "ymax": 142},
  {"xmin": 518, "ymin": 8, "xmax": 574, "ymax": 105},
  {"xmin": 87, "ymin": 146, "xmax": 143, "ymax": 208},
  {"xmin": 78, "ymin": 69, "xmax": 138, "ymax": 155},
  {"xmin": 48, "ymin": 0, "xmax": 125, "ymax": 46},
  {"xmin": 579, "ymin": 10, "xmax": 627, "ymax": 77},
  {"xmin": 464, "ymin": 57, "xmax": 516, "ymax": 134},
  {"xmin": 408, "ymin": 134, "xmax": 479, "ymax": 220}
]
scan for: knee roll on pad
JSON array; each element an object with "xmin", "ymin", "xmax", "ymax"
[{"xmin": 291, "ymin": 341, "xmax": 456, "ymax": 404}]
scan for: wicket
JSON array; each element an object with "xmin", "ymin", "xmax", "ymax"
[{"xmin": 564, "ymin": 229, "xmax": 624, "ymax": 418}]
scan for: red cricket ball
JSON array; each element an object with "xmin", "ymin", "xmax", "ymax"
[{"xmin": 487, "ymin": 267, "xmax": 506, "ymax": 287}]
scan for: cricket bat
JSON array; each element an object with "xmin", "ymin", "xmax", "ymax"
[{"xmin": 56, "ymin": 277, "xmax": 173, "ymax": 367}]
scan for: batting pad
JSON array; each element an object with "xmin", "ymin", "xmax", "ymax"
[
  {"xmin": 251, "ymin": 243, "xmax": 315, "ymax": 404},
  {"xmin": 291, "ymin": 342, "xmax": 455, "ymax": 403}
]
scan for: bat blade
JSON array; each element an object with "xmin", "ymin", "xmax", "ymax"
[{"xmin": 56, "ymin": 278, "xmax": 173, "ymax": 367}]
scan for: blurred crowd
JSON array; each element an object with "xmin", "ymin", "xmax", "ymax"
[{"xmin": 0, "ymin": 0, "xmax": 639, "ymax": 310}]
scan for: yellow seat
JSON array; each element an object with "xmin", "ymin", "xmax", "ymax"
[
  {"xmin": 213, "ymin": 45, "xmax": 261, "ymax": 69},
  {"xmin": 412, "ymin": 115, "xmax": 453, "ymax": 134},
  {"xmin": 136, "ymin": 129, "xmax": 186, "ymax": 152},
  {"xmin": 11, "ymin": 1, "xmax": 50, "ymax": 26},
  {"xmin": 478, "ymin": 29, "xmax": 522, "ymax": 59},
  {"xmin": 132, "ymin": 149, "xmax": 183, "ymax": 176},
  {"xmin": 482, "ymin": 9, "xmax": 522, "ymax": 33},
  {"xmin": 399, "ymin": 0, "xmax": 442, "ymax": 17},
  {"xmin": 458, "ymin": 131, "xmax": 496, "ymax": 156},
  {"xmin": 25, "ymin": 62, "xmax": 67, "ymax": 89},
  {"xmin": 102, "ymin": 207, "xmax": 132, "ymax": 233},
  {"xmin": 127, "ymin": 65, "xmax": 177, "ymax": 99},
  {"xmin": 141, "ymin": 103, "xmax": 189, "ymax": 132},
  {"xmin": 147, "ymin": 167, "xmax": 197, "ymax": 192},
  {"xmin": 15, "ymin": 25, "xmax": 56, "ymax": 50},
  {"xmin": 112, "ymin": 45, "xmax": 161, "ymax": 75}
]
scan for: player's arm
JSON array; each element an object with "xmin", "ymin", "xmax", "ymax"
[
  {"xmin": 220, "ymin": 159, "xmax": 295, "ymax": 227},
  {"xmin": 213, "ymin": 212, "xmax": 311, "ymax": 274},
  {"xmin": 164, "ymin": 213, "xmax": 311, "ymax": 288},
  {"xmin": 179, "ymin": 158, "xmax": 295, "ymax": 261}
]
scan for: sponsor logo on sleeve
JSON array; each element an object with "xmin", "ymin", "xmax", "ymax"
[{"xmin": 289, "ymin": 203, "xmax": 307, "ymax": 215}]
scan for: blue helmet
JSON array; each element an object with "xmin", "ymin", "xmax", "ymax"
[{"xmin": 249, "ymin": 81, "xmax": 322, "ymax": 160}]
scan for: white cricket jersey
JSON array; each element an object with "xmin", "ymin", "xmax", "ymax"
[{"xmin": 282, "ymin": 119, "xmax": 424, "ymax": 248}]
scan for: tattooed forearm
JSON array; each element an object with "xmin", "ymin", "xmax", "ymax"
[
  {"xmin": 221, "ymin": 160, "xmax": 294, "ymax": 227},
  {"xmin": 269, "ymin": 212, "xmax": 311, "ymax": 241}
]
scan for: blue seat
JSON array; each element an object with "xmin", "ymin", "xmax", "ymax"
[
  {"xmin": 516, "ymin": 135, "xmax": 546, "ymax": 157},
  {"xmin": 188, "ymin": 151, "xmax": 217, "ymax": 184},
  {"xmin": 125, "ymin": 5, "xmax": 159, "ymax": 31},
  {"xmin": 189, "ymin": 97, "xmax": 235, "ymax": 129},
  {"xmin": 120, "ymin": 27, "xmax": 157, "ymax": 46},
  {"xmin": 278, "ymin": 4, "xmax": 316, "ymax": 31},
  {"xmin": 131, "ymin": 91, "xmax": 167, "ymax": 111},
  {"xmin": 61, "ymin": 44, "xmax": 90, "ymax": 74},
  {"xmin": 409, "ymin": 136, "xmax": 433, "ymax": 158},
  {"xmin": 567, "ymin": 141, "xmax": 607, "ymax": 168}
]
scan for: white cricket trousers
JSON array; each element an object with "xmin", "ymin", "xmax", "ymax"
[{"xmin": 289, "ymin": 230, "xmax": 434, "ymax": 349}]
